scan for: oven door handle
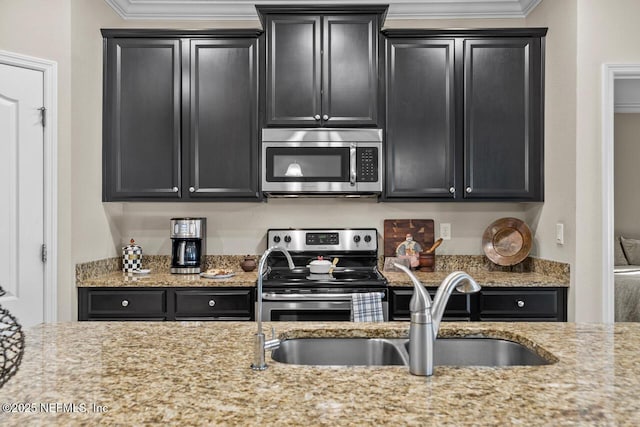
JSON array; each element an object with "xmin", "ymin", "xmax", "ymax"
[{"xmin": 262, "ymin": 292, "xmax": 384, "ymax": 301}]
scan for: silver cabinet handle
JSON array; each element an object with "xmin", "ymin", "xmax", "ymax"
[
  {"xmin": 208, "ymin": 299, "xmax": 216, "ymax": 307},
  {"xmin": 323, "ymin": 114, "xmax": 329, "ymax": 121},
  {"xmin": 349, "ymin": 143, "xmax": 357, "ymax": 186},
  {"xmin": 449, "ymin": 187, "xmax": 455, "ymax": 194},
  {"xmin": 172, "ymin": 187, "xmax": 179, "ymax": 193},
  {"xmin": 314, "ymin": 114, "xmax": 321, "ymax": 120},
  {"xmin": 516, "ymin": 299, "xmax": 525, "ymax": 308},
  {"xmin": 466, "ymin": 187, "xmax": 472, "ymax": 193},
  {"xmin": 189, "ymin": 187, "xmax": 195, "ymax": 193},
  {"xmin": 121, "ymin": 300, "xmax": 129, "ymax": 307}
]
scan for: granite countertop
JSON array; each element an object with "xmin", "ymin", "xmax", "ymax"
[
  {"xmin": 384, "ymin": 270, "xmax": 569, "ymax": 287},
  {"xmin": 77, "ymin": 270, "xmax": 567, "ymax": 288},
  {"xmin": 77, "ymin": 271, "xmax": 259, "ymax": 288},
  {"xmin": 0, "ymin": 321, "xmax": 637, "ymax": 425}
]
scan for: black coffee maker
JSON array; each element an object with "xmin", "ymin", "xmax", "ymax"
[{"xmin": 170, "ymin": 218, "xmax": 206, "ymax": 274}]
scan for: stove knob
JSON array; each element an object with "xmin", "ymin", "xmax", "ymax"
[
  {"xmin": 364, "ymin": 235, "xmax": 372, "ymax": 243},
  {"xmin": 273, "ymin": 235, "xmax": 281, "ymax": 243},
  {"xmin": 353, "ymin": 235, "xmax": 361, "ymax": 243},
  {"xmin": 284, "ymin": 235, "xmax": 292, "ymax": 243}
]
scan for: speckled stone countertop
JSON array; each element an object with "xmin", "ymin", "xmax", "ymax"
[
  {"xmin": 77, "ymin": 270, "xmax": 567, "ymax": 288},
  {"xmin": 384, "ymin": 270, "xmax": 569, "ymax": 287},
  {"xmin": 0, "ymin": 321, "xmax": 637, "ymax": 426},
  {"xmin": 77, "ymin": 271, "xmax": 258, "ymax": 288}
]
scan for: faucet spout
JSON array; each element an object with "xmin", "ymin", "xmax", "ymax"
[
  {"xmin": 431, "ymin": 271, "xmax": 481, "ymax": 335},
  {"xmin": 393, "ymin": 264, "xmax": 481, "ymax": 376},
  {"xmin": 252, "ymin": 246, "xmax": 295, "ymax": 371}
]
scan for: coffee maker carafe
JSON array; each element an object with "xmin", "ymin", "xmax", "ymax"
[{"xmin": 170, "ymin": 218, "xmax": 206, "ymax": 274}]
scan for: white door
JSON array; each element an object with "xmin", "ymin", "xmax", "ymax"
[{"xmin": 0, "ymin": 63, "xmax": 45, "ymax": 328}]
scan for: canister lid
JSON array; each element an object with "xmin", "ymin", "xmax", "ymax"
[{"xmin": 123, "ymin": 238, "xmax": 141, "ymax": 251}]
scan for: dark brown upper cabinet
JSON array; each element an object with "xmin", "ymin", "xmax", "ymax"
[
  {"xmin": 383, "ymin": 28, "xmax": 546, "ymax": 202},
  {"xmin": 102, "ymin": 29, "xmax": 262, "ymax": 202},
  {"xmin": 258, "ymin": 6, "xmax": 387, "ymax": 127}
]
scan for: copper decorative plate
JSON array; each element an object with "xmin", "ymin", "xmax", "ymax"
[{"xmin": 482, "ymin": 218, "xmax": 532, "ymax": 266}]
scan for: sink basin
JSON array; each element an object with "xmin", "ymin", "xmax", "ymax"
[
  {"xmin": 271, "ymin": 338, "xmax": 408, "ymax": 366},
  {"xmin": 271, "ymin": 337, "xmax": 552, "ymax": 367}
]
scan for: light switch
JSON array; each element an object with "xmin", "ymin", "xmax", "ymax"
[
  {"xmin": 556, "ymin": 223, "xmax": 564, "ymax": 245},
  {"xmin": 440, "ymin": 223, "xmax": 451, "ymax": 240}
]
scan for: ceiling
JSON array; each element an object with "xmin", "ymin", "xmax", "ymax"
[{"xmin": 102, "ymin": 0, "xmax": 543, "ymax": 21}]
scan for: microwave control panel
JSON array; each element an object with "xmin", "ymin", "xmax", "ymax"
[{"xmin": 357, "ymin": 147, "xmax": 378, "ymax": 182}]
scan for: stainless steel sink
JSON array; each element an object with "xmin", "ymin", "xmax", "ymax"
[
  {"xmin": 271, "ymin": 337, "xmax": 552, "ymax": 367},
  {"xmin": 271, "ymin": 338, "xmax": 409, "ymax": 366}
]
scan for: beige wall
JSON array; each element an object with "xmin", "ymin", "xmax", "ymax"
[
  {"xmin": 2, "ymin": 0, "xmax": 585, "ymax": 321},
  {"xmin": 0, "ymin": 0, "xmax": 74, "ymax": 321},
  {"xmin": 525, "ymin": 0, "xmax": 577, "ymax": 319},
  {"xmin": 614, "ymin": 113, "xmax": 640, "ymax": 239},
  {"xmin": 574, "ymin": 0, "xmax": 640, "ymax": 321}
]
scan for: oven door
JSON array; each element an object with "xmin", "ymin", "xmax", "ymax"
[{"xmin": 260, "ymin": 292, "xmax": 389, "ymax": 322}]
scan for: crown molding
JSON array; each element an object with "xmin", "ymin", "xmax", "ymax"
[
  {"xmin": 614, "ymin": 78, "xmax": 640, "ymax": 113},
  {"xmin": 102, "ymin": 0, "xmax": 543, "ymax": 21}
]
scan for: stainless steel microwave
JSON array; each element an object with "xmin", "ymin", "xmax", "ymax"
[{"xmin": 261, "ymin": 128, "xmax": 383, "ymax": 197}]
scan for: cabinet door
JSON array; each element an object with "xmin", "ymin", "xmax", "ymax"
[
  {"xmin": 389, "ymin": 288, "xmax": 471, "ymax": 321},
  {"xmin": 80, "ymin": 288, "xmax": 167, "ymax": 320},
  {"xmin": 103, "ymin": 38, "xmax": 181, "ymax": 200},
  {"xmin": 385, "ymin": 39, "xmax": 456, "ymax": 199},
  {"xmin": 479, "ymin": 288, "xmax": 564, "ymax": 321},
  {"xmin": 174, "ymin": 289, "xmax": 254, "ymax": 320},
  {"xmin": 266, "ymin": 15, "xmax": 321, "ymax": 126},
  {"xmin": 463, "ymin": 38, "xmax": 543, "ymax": 200},
  {"xmin": 323, "ymin": 15, "xmax": 378, "ymax": 126},
  {"xmin": 187, "ymin": 39, "xmax": 260, "ymax": 199}
]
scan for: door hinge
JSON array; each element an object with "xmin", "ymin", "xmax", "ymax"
[
  {"xmin": 39, "ymin": 107, "xmax": 46, "ymax": 127},
  {"xmin": 41, "ymin": 244, "xmax": 47, "ymax": 263}
]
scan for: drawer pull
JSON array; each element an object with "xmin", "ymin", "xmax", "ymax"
[
  {"xmin": 208, "ymin": 299, "xmax": 216, "ymax": 307},
  {"xmin": 516, "ymin": 299, "xmax": 525, "ymax": 308},
  {"xmin": 121, "ymin": 299, "xmax": 129, "ymax": 307}
]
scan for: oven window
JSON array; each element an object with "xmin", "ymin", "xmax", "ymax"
[
  {"xmin": 266, "ymin": 147, "xmax": 350, "ymax": 182},
  {"xmin": 269, "ymin": 310, "xmax": 352, "ymax": 321}
]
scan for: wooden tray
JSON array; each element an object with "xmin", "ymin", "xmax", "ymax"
[{"xmin": 383, "ymin": 219, "xmax": 435, "ymax": 257}]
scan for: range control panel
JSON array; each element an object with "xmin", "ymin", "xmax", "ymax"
[{"xmin": 268, "ymin": 229, "xmax": 378, "ymax": 252}]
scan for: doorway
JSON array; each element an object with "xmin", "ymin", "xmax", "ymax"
[
  {"xmin": 0, "ymin": 51, "xmax": 57, "ymax": 327},
  {"xmin": 602, "ymin": 64, "xmax": 640, "ymax": 323}
]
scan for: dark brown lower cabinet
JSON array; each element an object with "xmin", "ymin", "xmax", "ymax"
[
  {"xmin": 78, "ymin": 287, "xmax": 254, "ymax": 321},
  {"xmin": 389, "ymin": 287, "xmax": 567, "ymax": 322}
]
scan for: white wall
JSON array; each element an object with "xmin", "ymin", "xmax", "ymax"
[
  {"xmin": 614, "ymin": 113, "xmax": 640, "ymax": 239},
  {"xmin": 574, "ymin": 0, "xmax": 640, "ymax": 321},
  {"xmin": 525, "ymin": 0, "xmax": 577, "ymax": 319},
  {"xmin": 0, "ymin": 0, "xmax": 74, "ymax": 321}
]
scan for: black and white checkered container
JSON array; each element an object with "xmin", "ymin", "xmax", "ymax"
[{"xmin": 122, "ymin": 239, "xmax": 142, "ymax": 272}]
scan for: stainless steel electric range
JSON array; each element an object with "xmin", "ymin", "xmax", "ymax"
[{"xmin": 260, "ymin": 228, "xmax": 388, "ymax": 321}]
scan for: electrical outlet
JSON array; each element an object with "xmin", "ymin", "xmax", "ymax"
[
  {"xmin": 556, "ymin": 223, "xmax": 564, "ymax": 245},
  {"xmin": 440, "ymin": 223, "xmax": 451, "ymax": 240}
]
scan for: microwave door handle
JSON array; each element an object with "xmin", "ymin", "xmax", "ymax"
[{"xmin": 349, "ymin": 144, "xmax": 357, "ymax": 186}]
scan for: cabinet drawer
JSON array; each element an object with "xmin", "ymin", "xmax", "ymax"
[
  {"xmin": 87, "ymin": 290, "xmax": 166, "ymax": 316},
  {"xmin": 479, "ymin": 289, "xmax": 558, "ymax": 317},
  {"xmin": 390, "ymin": 288, "xmax": 471, "ymax": 321},
  {"xmin": 175, "ymin": 289, "xmax": 253, "ymax": 319}
]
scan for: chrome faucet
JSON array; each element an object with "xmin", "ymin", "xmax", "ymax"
[
  {"xmin": 251, "ymin": 246, "xmax": 296, "ymax": 371},
  {"xmin": 394, "ymin": 263, "xmax": 481, "ymax": 376}
]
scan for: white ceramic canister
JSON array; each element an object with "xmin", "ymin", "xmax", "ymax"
[{"xmin": 122, "ymin": 239, "xmax": 142, "ymax": 272}]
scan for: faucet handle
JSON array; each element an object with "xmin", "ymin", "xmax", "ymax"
[{"xmin": 271, "ymin": 326, "xmax": 276, "ymax": 340}]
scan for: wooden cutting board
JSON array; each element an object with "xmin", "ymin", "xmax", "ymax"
[{"xmin": 383, "ymin": 219, "xmax": 435, "ymax": 257}]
